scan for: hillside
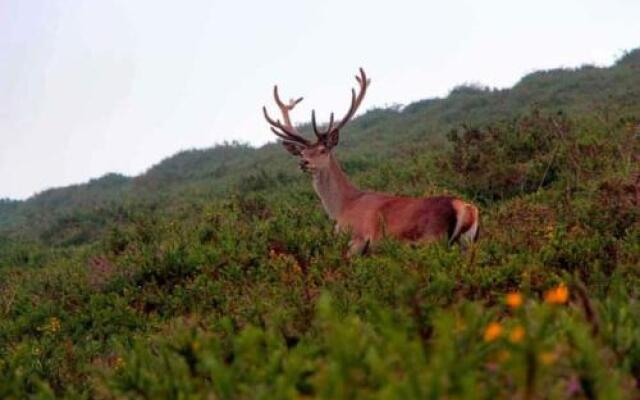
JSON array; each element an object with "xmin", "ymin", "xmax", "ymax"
[
  {"xmin": 2, "ymin": 49, "xmax": 640, "ymax": 245},
  {"xmin": 0, "ymin": 49, "xmax": 639, "ymax": 398}
]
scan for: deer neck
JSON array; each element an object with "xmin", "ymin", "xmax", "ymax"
[{"xmin": 312, "ymin": 154, "xmax": 361, "ymax": 220}]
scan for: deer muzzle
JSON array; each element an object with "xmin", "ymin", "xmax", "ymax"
[{"xmin": 299, "ymin": 160, "xmax": 311, "ymax": 173}]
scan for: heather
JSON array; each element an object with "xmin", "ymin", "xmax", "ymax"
[{"xmin": 0, "ymin": 50, "xmax": 639, "ymax": 399}]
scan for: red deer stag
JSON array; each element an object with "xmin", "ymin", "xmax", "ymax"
[{"xmin": 263, "ymin": 68, "xmax": 479, "ymax": 256}]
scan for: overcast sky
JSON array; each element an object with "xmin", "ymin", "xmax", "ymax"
[{"xmin": 1, "ymin": 0, "xmax": 639, "ymax": 200}]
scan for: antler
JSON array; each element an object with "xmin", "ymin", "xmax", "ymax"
[
  {"xmin": 311, "ymin": 110, "xmax": 334, "ymax": 140},
  {"xmin": 265, "ymin": 69, "xmax": 370, "ymax": 149},
  {"xmin": 312, "ymin": 68, "xmax": 370, "ymax": 146},
  {"xmin": 263, "ymin": 86, "xmax": 310, "ymax": 146}
]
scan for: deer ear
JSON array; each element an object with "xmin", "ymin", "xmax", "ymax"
[
  {"xmin": 326, "ymin": 130, "xmax": 339, "ymax": 149},
  {"xmin": 281, "ymin": 141, "xmax": 303, "ymax": 156}
]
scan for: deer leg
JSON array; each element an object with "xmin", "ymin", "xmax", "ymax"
[
  {"xmin": 347, "ymin": 237, "xmax": 370, "ymax": 258},
  {"xmin": 334, "ymin": 223, "xmax": 341, "ymax": 235}
]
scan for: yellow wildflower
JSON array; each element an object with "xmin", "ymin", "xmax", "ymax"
[
  {"xmin": 544, "ymin": 284, "xmax": 569, "ymax": 304},
  {"xmin": 484, "ymin": 322, "xmax": 503, "ymax": 342},
  {"xmin": 509, "ymin": 325, "xmax": 525, "ymax": 343},
  {"xmin": 505, "ymin": 292, "xmax": 523, "ymax": 309}
]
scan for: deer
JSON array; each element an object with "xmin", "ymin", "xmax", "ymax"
[{"xmin": 263, "ymin": 68, "xmax": 479, "ymax": 257}]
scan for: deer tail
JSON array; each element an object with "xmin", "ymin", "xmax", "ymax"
[{"xmin": 449, "ymin": 200, "xmax": 480, "ymax": 246}]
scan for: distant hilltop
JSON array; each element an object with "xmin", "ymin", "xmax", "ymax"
[{"xmin": 1, "ymin": 46, "xmax": 639, "ymax": 243}]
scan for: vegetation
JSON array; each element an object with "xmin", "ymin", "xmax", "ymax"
[{"xmin": 0, "ymin": 49, "xmax": 639, "ymax": 399}]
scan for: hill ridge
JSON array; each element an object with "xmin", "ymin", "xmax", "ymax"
[{"xmin": 1, "ymin": 47, "xmax": 639, "ymax": 241}]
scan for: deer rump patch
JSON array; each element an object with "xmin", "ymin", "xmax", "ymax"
[{"xmin": 377, "ymin": 196, "xmax": 458, "ymax": 242}]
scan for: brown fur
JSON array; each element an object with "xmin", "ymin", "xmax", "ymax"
[
  {"xmin": 264, "ymin": 69, "xmax": 480, "ymax": 256},
  {"xmin": 312, "ymin": 154, "xmax": 479, "ymax": 255}
]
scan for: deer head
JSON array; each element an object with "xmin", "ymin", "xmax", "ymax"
[{"xmin": 263, "ymin": 68, "xmax": 370, "ymax": 172}]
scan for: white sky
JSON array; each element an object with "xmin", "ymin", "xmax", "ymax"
[{"xmin": 1, "ymin": 0, "xmax": 639, "ymax": 200}]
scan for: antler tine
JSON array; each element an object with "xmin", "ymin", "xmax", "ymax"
[
  {"xmin": 273, "ymin": 86, "xmax": 303, "ymax": 127},
  {"xmin": 332, "ymin": 68, "xmax": 369, "ymax": 133},
  {"xmin": 263, "ymin": 106, "xmax": 309, "ymax": 146},
  {"xmin": 311, "ymin": 110, "xmax": 320, "ymax": 138},
  {"xmin": 311, "ymin": 110, "xmax": 335, "ymax": 141},
  {"xmin": 273, "ymin": 85, "xmax": 285, "ymax": 107},
  {"xmin": 269, "ymin": 127, "xmax": 294, "ymax": 142},
  {"xmin": 264, "ymin": 86, "xmax": 310, "ymax": 146},
  {"xmin": 274, "ymin": 86, "xmax": 303, "ymax": 110},
  {"xmin": 326, "ymin": 112, "xmax": 335, "ymax": 134},
  {"xmin": 262, "ymin": 105, "xmax": 280, "ymax": 127},
  {"xmin": 262, "ymin": 106, "xmax": 289, "ymax": 136}
]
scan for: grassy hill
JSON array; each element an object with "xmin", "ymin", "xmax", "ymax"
[
  {"xmin": 2, "ymin": 48, "xmax": 640, "ymax": 244},
  {"xmin": 0, "ymin": 49, "xmax": 639, "ymax": 398}
]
